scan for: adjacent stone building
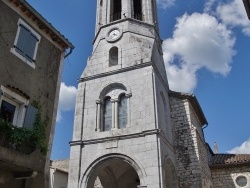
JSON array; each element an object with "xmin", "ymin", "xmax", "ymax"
[
  {"xmin": 210, "ymin": 154, "xmax": 250, "ymax": 188},
  {"xmin": 0, "ymin": 0, "xmax": 73, "ymax": 187},
  {"xmin": 243, "ymin": 0, "xmax": 250, "ymax": 19},
  {"xmin": 50, "ymin": 160, "xmax": 69, "ymax": 188},
  {"xmin": 68, "ymin": 0, "xmax": 250, "ymax": 188}
]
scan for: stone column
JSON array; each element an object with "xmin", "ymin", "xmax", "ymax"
[
  {"xmin": 123, "ymin": 0, "xmax": 131, "ymax": 19},
  {"xmin": 125, "ymin": 93, "xmax": 132, "ymax": 126},
  {"xmin": 115, "ymin": 100, "xmax": 118, "ymax": 129},
  {"xmin": 96, "ymin": 100, "xmax": 102, "ymax": 131},
  {"xmin": 111, "ymin": 99, "xmax": 119, "ymax": 129},
  {"xmin": 142, "ymin": 0, "xmax": 149, "ymax": 23}
]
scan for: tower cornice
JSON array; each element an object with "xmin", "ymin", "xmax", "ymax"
[{"xmin": 93, "ymin": 18, "xmax": 162, "ymax": 45}]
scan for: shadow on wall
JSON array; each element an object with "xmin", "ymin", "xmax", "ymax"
[{"xmin": 169, "ymin": 91, "xmax": 213, "ymax": 188}]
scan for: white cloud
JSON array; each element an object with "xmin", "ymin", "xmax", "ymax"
[
  {"xmin": 217, "ymin": 0, "xmax": 250, "ymax": 36},
  {"xmin": 162, "ymin": 13, "xmax": 236, "ymax": 93},
  {"xmin": 157, "ymin": 0, "xmax": 175, "ymax": 9},
  {"xmin": 205, "ymin": 0, "xmax": 250, "ymax": 36},
  {"xmin": 57, "ymin": 82, "xmax": 77, "ymax": 122},
  {"xmin": 204, "ymin": 0, "xmax": 216, "ymax": 13},
  {"xmin": 228, "ymin": 139, "xmax": 250, "ymax": 154}
]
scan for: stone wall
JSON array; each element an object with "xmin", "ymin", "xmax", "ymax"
[
  {"xmin": 50, "ymin": 160, "xmax": 69, "ymax": 172},
  {"xmin": 211, "ymin": 166, "xmax": 250, "ymax": 188},
  {"xmin": 0, "ymin": 1, "xmax": 65, "ymax": 187},
  {"xmin": 170, "ymin": 96, "xmax": 212, "ymax": 188}
]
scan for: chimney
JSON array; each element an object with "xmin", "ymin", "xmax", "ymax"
[{"xmin": 214, "ymin": 142, "xmax": 219, "ymax": 154}]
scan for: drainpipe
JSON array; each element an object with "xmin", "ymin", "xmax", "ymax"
[{"xmin": 64, "ymin": 47, "xmax": 74, "ymax": 58}]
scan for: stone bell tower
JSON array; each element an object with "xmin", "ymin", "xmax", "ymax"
[{"xmin": 68, "ymin": 0, "xmax": 179, "ymax": 187}]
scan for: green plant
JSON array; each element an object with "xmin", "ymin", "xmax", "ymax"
[
  {"xmin": 0, "ymin": 101, "xmax": 48, "ymax": 156},
  {"xmin": 30, "ymin": 100, "xmax": 48, "ymax": 156}
]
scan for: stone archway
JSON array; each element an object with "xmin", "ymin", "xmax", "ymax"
[{"xmin": 85, "ymin": 157, "xmax": 140, "ymax": 188}]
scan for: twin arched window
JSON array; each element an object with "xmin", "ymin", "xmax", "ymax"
[
  {"xmin": 96, "ymin": 86, "xmax": 131, "ymax": 132},
  {"xmin": 110, "ymin": 0, "xmax": 143, "ymax": 22}
]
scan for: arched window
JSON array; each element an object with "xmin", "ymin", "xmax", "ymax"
[
  {"xmin": 110, "ymin": 0, "xmax": 121, "ymax": 22},
  {"xmin": 118, "ymin": 94, "xmax": 127, "ymax": 129},
  {"xmin": 96, "ymin": 83, "xmax": 131, "ymax": 132},
  {"xmin": 109, "ymin": 47, "xmax": 118, "ymax": 66},
  {"xmin": 103, "ymin": 97, "xmax": 112, "ymax": 131},
  {"xmin": 133, "ymin": 0, "xmax": 142, "ymax": 21}
]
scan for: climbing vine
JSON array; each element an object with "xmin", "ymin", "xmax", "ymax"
[{"xmin": 0, "ymin": 101, "xmax": 48, "ymax": 156}]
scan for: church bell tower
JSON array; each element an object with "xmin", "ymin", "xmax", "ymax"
[{"xmin": 68, "ymin": 0, "xmax": 179, "ymax": 187}]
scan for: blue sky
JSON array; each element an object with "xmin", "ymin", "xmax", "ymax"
[{"xmin": 26, "ymin": 0, "xmax": 250, "ymax": 159}]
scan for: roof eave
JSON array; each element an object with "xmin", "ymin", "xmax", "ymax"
[
  {"xmin": 13, "ymin": 0, "xmax": 74, "ymax": 50},
  {"xmin": 169, "ymin": 90, "xmax": 208, "ymax": 126},
  {"xmin": 210, "ymin": 162, "xmax": 250, "ymax": 169}
]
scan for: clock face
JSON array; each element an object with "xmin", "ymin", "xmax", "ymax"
[{"xmin": 109, "ymin": 29, "xmax": 120, "ymax": 39}]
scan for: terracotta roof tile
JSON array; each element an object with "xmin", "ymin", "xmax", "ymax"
[{"xmin": 210, "ymin": 154, "xmax": 250, "ymax": 168}]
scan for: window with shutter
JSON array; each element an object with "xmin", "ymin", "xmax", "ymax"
[
  {"xmin": 0, "ymin": 86, "xmax": 29, "ymax": 127},
  {"xmin": 11, "ymin": 19, "xmax": 41, "ymax": 69}
]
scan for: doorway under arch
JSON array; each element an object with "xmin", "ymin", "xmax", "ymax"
[{"xmin": 85, "ymin": 157, "xmax": 141, "ymax": 188}]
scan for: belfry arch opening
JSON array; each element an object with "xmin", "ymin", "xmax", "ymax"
[
  {"xmin": 110, "ymin": 0, "xmax": 121, "ymax": 22},
  {"xmin": 133, "ymin": 0, "xmax": 143, "ymax": 21},
  {"xmin": 86, "ymin": 157, "xmax": 140, "ymax": 188}
]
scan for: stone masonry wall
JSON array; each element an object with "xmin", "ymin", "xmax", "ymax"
[
  {"xmin": 170, "ymin": 97, "xmax": 202, "ymax": 188},
  {"xmin": 170, "ymin": 96, "xmax": 212, "ymax": 188},
  {"xmin": 211, "ymin": 166, "xmax": 250, "ymax": 188},
  {"xmin": 190, "ymin": 106, "xmax": 213, "ymax": 187}
]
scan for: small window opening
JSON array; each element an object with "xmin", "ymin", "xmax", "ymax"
[
  {"xmin": 0, "ymin": 100, "xmax": 16, "ymax": 123},
  {"xmin": 133, "ymin": 0, "xmax": 142, "ymax": 21},
  {"xmin": 109, "ymin": 47, "xmax": 118, "ymax": 66},
  {"xmin": 110, "ymin": 0, "xmax": 121, "ymax": 22}
]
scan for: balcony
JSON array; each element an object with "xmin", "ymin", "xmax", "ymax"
[
  {"xmin": 0, "ymin": 119, "xmax": 45, "ymax": 184},
  {"xmin": 0, "ymin": 120, "xmax": 36, "ymax": 154}
]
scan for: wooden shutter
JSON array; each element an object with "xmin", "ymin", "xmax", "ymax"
[
  {"xmin": 15, "ymin": 24, "xmax": 38, "ymax": 62},
  {"xmin": 23, "ymin": 105, "xmax": 38, "ymax": 130},
  {"xmin": 15, "ymin": 25, "xmax": 30, "ymax": 55}
]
